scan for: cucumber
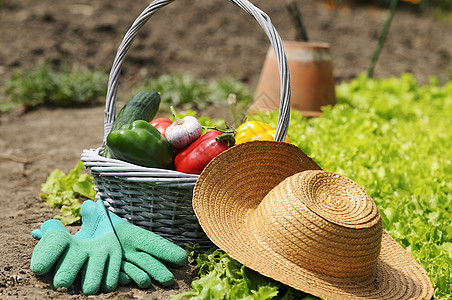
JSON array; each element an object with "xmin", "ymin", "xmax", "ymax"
[
  {"xmin": 104, "ymin": 91, "xmax": 161, "ymax": 157},
  {"xmin": 111, "ymin": 90, "xmax": 161, "ymax": 132}
]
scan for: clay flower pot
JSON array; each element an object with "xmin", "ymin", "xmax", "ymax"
[{"xmin": 249, "ymin": 41, "xmax": 337, "ymax": 117}]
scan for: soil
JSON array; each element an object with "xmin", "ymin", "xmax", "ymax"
[{"xmin": 0, "ymin": 0, "xmax": 451, "ymax": 299}]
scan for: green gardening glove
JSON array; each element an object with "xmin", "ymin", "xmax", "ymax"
[
  {"xmin": 30, "ymin": 200, "xmax": 122, "ymax": 295},
  {"xmin": 108, "ymin": 210, "xmax": 189, "ymax": 289}
]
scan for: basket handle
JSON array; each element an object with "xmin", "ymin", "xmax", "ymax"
[{"xmin": 102, "ymin": 0, "xmax": 291, "ymax": 147}]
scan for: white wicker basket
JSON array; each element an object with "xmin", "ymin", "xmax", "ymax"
[{"xmin": 81, "ymin": 0, "xmax": 291, "ymax": 249}]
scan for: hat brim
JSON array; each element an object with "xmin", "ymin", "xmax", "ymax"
[{"xmin": 193, "ymin": 141, "xmax": 433, "ymax": 300}]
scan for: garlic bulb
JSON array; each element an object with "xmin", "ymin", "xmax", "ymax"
[{"xmin": 165, "ymin": 116, "xmax": 202, "ymax": 149}]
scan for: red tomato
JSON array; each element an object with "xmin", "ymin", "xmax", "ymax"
[{"xmin": 149, "ymin": 118, "xmax": 173, "ymax": 137}]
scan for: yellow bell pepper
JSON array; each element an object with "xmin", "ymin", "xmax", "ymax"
[{"xmin": 235, "ymin": 121, "xmax": 290, "ymax": 144}]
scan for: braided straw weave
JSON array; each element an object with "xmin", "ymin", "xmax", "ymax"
[
  {"xmin": 81, "ymin": 0, "xmax": 291, "ymax": 248},
  {"xmin": 193, "ymin": 141, "xmax": 434, "ymax": 299}
]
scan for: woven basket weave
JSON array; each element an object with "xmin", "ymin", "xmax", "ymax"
[{"xmin": 81, "ymin": 0, "xmax": 291, "ymax": 249}]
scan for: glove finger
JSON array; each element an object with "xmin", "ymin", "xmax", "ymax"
[
  {"xmin": 53, "ymin": 245, "xmax": 88, "ymax": 289},
  {"xmin": 40, "ymin": 219, "xmax": 69, "ymax": 236},
  {"xmin": 30, "ymin": 230, "xmax": 70, "ymax": 275},
  {"xmin": 79, "ymin": 253, "xmax": 106, "ymax": 295},
  {"xmin": 125, "ymin": 251, "xmax": 175, "ymax": 286},
  {"xmin": 100, "ymin": 246, "xmax": 122, "ymax": 293},
  {"xmin": 31, "ymin": 229, "xmax": 42, "ymax": 240},
  {"xmin": 117, "ymin": 223, "xmax": 188, "ymax": 266},
  {"xmin": 121, "ymin": 261, "xmax": 151, "ymax": 289},
  {"xmin": 118, "ymin": 271, "xmax": 132, "ymax": 286}
]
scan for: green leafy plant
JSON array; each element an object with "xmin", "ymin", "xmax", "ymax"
[
  {"xmin": 172, "ymin": 248, "xmax": 307, "ymax": 300},
  {"xmin": 1, "ymin": 63, "xmax": 107, "ymax": 113},
  {"xmin": 142, "ymin": 72, "xmax": 211, "ymax": 110},
  {"xmin": 140, "ymin": 71, "xmax": 253, "ymax": 123},
  {"xmin": 39, "ymin": 161, "xmax": 96, "ymax": 225}
]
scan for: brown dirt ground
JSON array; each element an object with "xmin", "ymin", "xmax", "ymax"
[{"xmin": 0, "ymin": 0, "xmax": 451, "ymax": 299}]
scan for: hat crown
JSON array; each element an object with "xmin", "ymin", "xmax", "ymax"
[{"xmin": 248, "ymin": 170, "xmax": 382, "ymax": 281}]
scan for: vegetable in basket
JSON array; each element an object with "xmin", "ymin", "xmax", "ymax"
[
  {"xmin": 149, "ymin": 117, "xmax": 173, "ymax": 137},
  {"xmin": 106, "ymin": 120, "xmax": 175, "ymax": 169},
  {"xmin": 165, "ymin": 106, "xmax": 203, "ymax": 149},
  {"xmin": 103, "ymin": 91, "xmax": 161, "ymax": 158},
  {"xmin": 235, "ymin": 120, "xmax": 290, "ymax": 144},
  {"xmin": 174, "ymin": 130, "xmax": 235, "ymax": 175}
]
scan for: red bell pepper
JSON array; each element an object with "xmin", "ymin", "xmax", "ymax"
[
  {"xmin": 149, "ymin": 117, "xmax": 173, "ymax": 137},
  {"xmin": 175, "ymin": 130, "xmax": 235, "ymax": 175}
]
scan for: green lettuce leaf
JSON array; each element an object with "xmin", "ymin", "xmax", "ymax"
[
  {"xmin": 172, "ymin": 248, "xmax": 307, "ymax": 300},
  {"xmin": 39, "ymin": 161, "xmax": 95, "ymax": 225}
]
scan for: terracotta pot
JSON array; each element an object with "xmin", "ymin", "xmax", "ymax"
[{"xmin": 249, "ymin": 41, "xmax": 336, "ymax": 117}]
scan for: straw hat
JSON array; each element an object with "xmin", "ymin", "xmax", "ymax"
[{"xmin": 192, "ymin": 141, "xmax": 434, "ymax": 300}]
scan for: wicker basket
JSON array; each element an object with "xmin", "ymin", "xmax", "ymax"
[{"xmin": 81, "ymin": 0, "xmax": 291, "ymax": 249}]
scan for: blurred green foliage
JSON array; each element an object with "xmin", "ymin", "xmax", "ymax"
[
  {"xmin": 1, "ymin": 63, "xmax": 107, "ymax": 114},
  {"xmin": 140, "ymin": 71, "xmax": 254, "ymax": 126}
]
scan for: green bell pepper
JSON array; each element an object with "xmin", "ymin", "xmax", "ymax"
[{"xmin": 106, "ymin": 120, "xmax": 175, "ymax": 169}]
